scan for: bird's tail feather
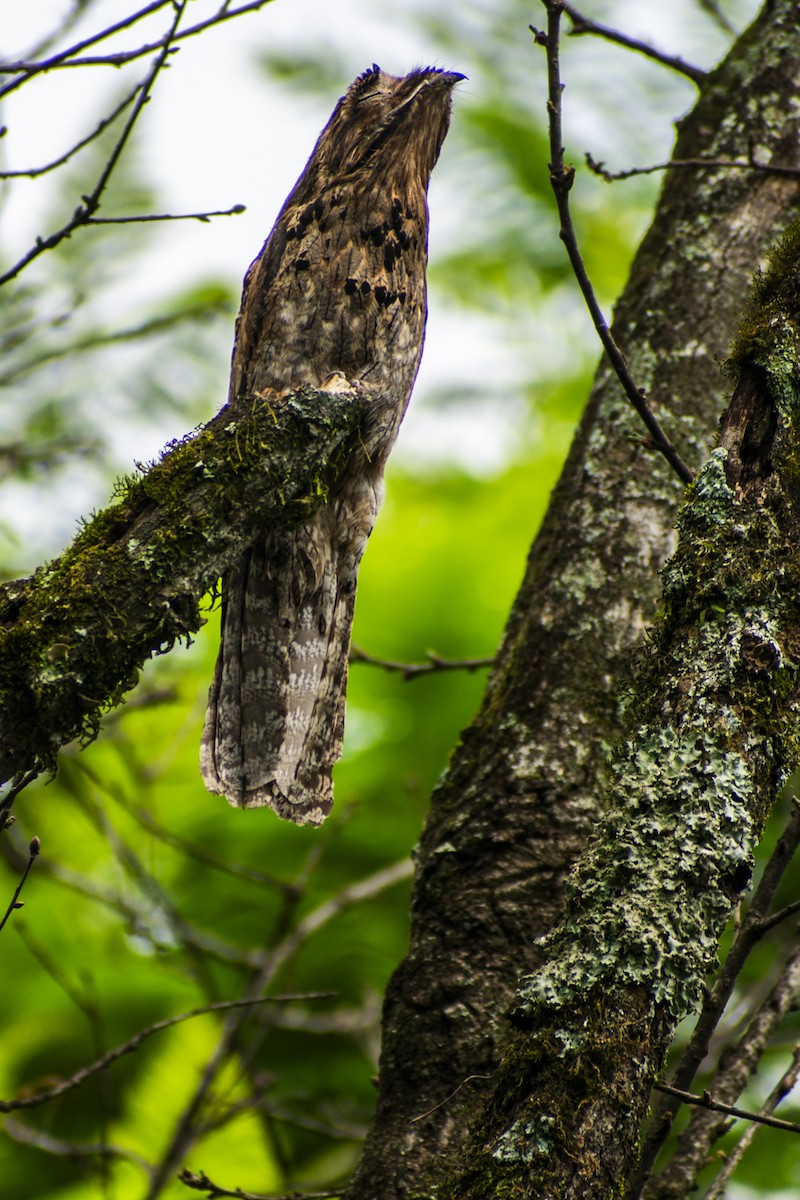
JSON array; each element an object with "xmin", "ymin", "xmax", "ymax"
[{"xmin": 200, "ymin": 505, "xmax": 366, "ymax": 826}]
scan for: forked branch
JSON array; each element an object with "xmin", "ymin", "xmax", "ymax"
[{"xmin": 533, "ymin": 1, "xmax": 693, "ymax": 485}]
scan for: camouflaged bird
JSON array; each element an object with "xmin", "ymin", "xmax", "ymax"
[{"xmin": 200, "ymin": 65, "xmax": 463, "ymax": 825}]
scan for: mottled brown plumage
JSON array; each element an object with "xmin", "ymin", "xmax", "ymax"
[{"xmin": 200, "ymin": 65, "xmax": 462, "ymax": 824}]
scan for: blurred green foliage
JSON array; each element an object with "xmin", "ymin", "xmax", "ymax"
[{"xmin": 4, "ymin": 2, "xmax": 799, "ymax": 1198}]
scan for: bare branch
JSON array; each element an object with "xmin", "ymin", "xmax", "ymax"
[
  {"xmin": 757, "ymin": 895, "xmax": 800, "ymax": 934},
  {"xmin": 703, "ymin": 1045, "xmax": 800, "ymax": 1199},
  {"xmin": 178, "ymin": 1169, "xmax": 341, "ymax": 1200},
  {"xmin": 15, "ymin": 916, "xmax": 104, "ymax": 1028},
  {"xmin": 586, "ymin": 151, "xmax": 800, "ymax": 183},
  {"xmin": 0, "ymin": 1, "xmax": 174, "ymax": 100},
  {"xmin": 696, "ymin": 0, "xmax": 736, "ymax": 36},
  {"xmin": 3, "ymin": 1115, "xmax": 152, "ymax": 1173},
  {"xmin": 649, "ymin": 941, "xmax": 800, "ymax": 1196},
  {"xmin": 109, "ymin": 791, "xmax": 296, "ymax": 895},
  {"xmin": 0, "ymin": 770, "xmax": 40, "ymax": 828},
  {"xmin": 0, "ymin": 384, "xmax": 364, "ymax": 787},
  {"xmin": 0, "ymin": 836, "xmax": 40, "ymax": 933},
  {"xmin": 86, "ymin": 204, "xmax": 246, "ymax": 226},
  {"xmin": 629, "ymin": 800, "xmax": 800, "ymax": 1196},
  {"xmin": 349, "ymin": 644, "xmax": 495, "ymax": 681},
  {"xmin": 0, "ymin": 0, "xmax": 188, "ymax": 287},
  {"xmin": 562, "ymin": 2, "xmax": 706, "ymax": 84},
  {"xmin": 0, "ymin": 297, "xmax": 231, "ymax": 389},
  {"xmin": 0, "ymin": 86, "xmax": 139, "ymax": 179},
  {"xmin": 654, "ymin": 1083, "xmax": 800, "ymax": 1136},
  {"xmin": 145, "ymin": 859, "xmax": 413, "ymax": 1199},
  {"xmin": 0, "ymin": 0, "xmax": 278, "ymax": 100},
  {"xmin": 0, "ymin": 994, "xmax": 332, "ymax": 1113},
  {"xmin": 1, "ymin": 828, "xmax": 271, "ymax": 969},
  {"xmin": 534, "ymin": 3, "xmax": 693, "ymax": 485}
]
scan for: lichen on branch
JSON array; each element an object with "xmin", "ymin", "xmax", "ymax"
[
  {"xmin": 0, "ymin": 386, "xmax": 364, "ymax": 788},
  {"xmin": 449, "ymin": 219, "xmax": 800, "ymax": 1199}
]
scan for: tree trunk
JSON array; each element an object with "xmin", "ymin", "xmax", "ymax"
[{"xmin": 346, "ymin": 2, "xmax": 800, "ymax": 1196}]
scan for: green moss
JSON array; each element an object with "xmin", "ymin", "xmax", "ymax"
[
  {"xmin": 515, "ymin": 438, "xmax": 800, "ymax": 1027},
  {"xmin": 0, "ymin": 385, "xmax": 362, "ymax": 781},
  {"xmin": 727, "ymin": 216, "xmax": 800, "ymax": 418}
]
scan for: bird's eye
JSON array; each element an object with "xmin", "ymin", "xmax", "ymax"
[{"xmin": 356, "ymin": 89, "xmax": 387, "ymax": 103}]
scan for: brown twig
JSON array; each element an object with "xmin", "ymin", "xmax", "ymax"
[
  {"xmin": 0, "ymin": 836, "xmax": 40, "ymax": 933},
  {"xmin": 0, "ymin": 994, "xmax": 332, "ymax": 1113},
  {"xmin": 0, "ymin": 0, "xmax": 278, "ymax": 100},
  {"xmin": 3, "ymin": 1115, "xmax": 152, "ymax": 1174},
  {"xmin": 0, "ymin": 294, "xmax": 230, "ymax": 389},
  {"xmin": 703, "ymin": 1045, "xmax": 800, "ymax": 1199},
  {"xmin": 0, "ymin": 1, "xmax": 175, "ymax": 99},
  {"xmin": 108, "ymin": 791, "xmax": 295, "ymax": 895},
  {"xmin": 654, "ymin": 1083, "xmax": 800, "ymax": 1136},
  {"xmin": 68, "ymin": 761, "xmax": 267, "ymax": 977},
  {"xmin": 1, "ymin": 827, "xmax": 267, "ymax": 969},
  {"xmin": 649, "ymin": 941, "xmax": 800, "ymax": 1197},
  {"xmin": 696, "ymin": 0, "xmax": 736, "ymax": 37},
  {"xmin": 534, "ymin": 2, "xmax": 693, "ymax": 486},
  {"xmin": 586, "ymin": 151, "xmax": 800, "ymax": 183},
  {"xmin": 145, "ymin": 859, "xmax": 412, "ymax": 1199},
  {"xmin": 0, "ymin": 770, "xmax": 41, "ymax": 828},
  {"xmin": 628, "ymin": 800, "xmax": 800, "ymax": 1197},
  {"xmin": 178, "ymin": 1169, "xmax": 341, "ymax": 1200},
  {"xmin": 349, "ymin": 644, "xmax": 495, "ymax": 681},
  {"xmin": 86, "ymin": 204, "xmax": 246, "ymax": 225},
  {"xmin": 562, "ymin": 2, "xmax": 705, "ymax": 84},
  {"xmin": 0, "ymin": 86, "xmax": 140, "ymax": 179},
  {"xmin": 0, "ymin": 0, "xmax": 188, "ymax": 287}
]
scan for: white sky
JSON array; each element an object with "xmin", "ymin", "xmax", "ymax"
[{"xmin": 0, "ymin": 0, "xmax": 758, "ymax": 560}]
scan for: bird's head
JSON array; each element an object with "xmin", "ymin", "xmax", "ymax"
[{"xmin": 288, "ymin": 65, "xmax": 465, "ymax": 204}]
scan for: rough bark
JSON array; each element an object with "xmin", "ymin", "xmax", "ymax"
[
  {"xmin": 0, "ymin": 387, "xmax": 362, "ymax": 785},
  {"xmin": 347, "ymin": 3, "xmax": 800, "ymax": 1197},
  {"xmin": 447, "ymin": 217, "xmax": 800, "ymax": 1198}
]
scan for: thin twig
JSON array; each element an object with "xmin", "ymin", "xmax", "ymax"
[
  {"xmin": 0, "ymin": 994, "xmax": 332, "ymax": 1112},
  {"xmin": 1, "ymin": 829, "xmax": 267, "ymax": 969},
  {"xmin": 703, "ymin": 1045, "xmax": 800, "ymax": 1199},
  {"xmin": 86, "ymin": 204, "xmax": 245, "ymax": 225},
  {"xmin": 3, "ymin": 1115, "xmax": 152, "ymax": 1174},
  {"xmin": 145, "ymin": 859, "xmax": 413, "ymax": 1199},
  {"xmin": 0, "ymin": 769, "xmax": 41, "ymax": 828},
  {"xmin": 0, "ymin": 1, "xmax": 174, "ymax": 100},
  {"xmin": 654, "ymin": 1083, "xmax": 800, "ymax": 1136},
  {"xmin": 0, "ymin": 0, "xmax": 278, "ymax": 100},
  {"xmin": 109, "ymin": 791, "xmax": 295, "ymax": 895},
  {"xmin": 0, "ymin": 86, "xmax": 140, "ymax": 179},
  {"xmin": 696, "ymin": 0, "xmax": 736, "ymax": 37},
  {"xmin": 410, "ymin": 1073, "xmax": 494, "ymax": 1123},
  {"xmin": 0, "ymin": 293, "xmax": 230, "ymax": 388},
  {"xmin": 561, "ymin": 2, "xmax": 705, "ymax": 84},
  {"xmin": 628, "ymin": 800, "xmax": 800, "ymax": 1198},
  {"xmin": 349, "ymin": 644, "xmax": 495, "ymax": 681},
  {"xmin": 534, "ymin": 2, "xmax": 693, "ymax": 485},
  {"xmin": 68, "ymin": 761, "xmax": 264, "ymax": 977},
  {"xmin": 15, "ymin": 916, "xmax": 113, "ymax": 1159},
  {"xmin": 650, "ymin": 941, "xmax": 800, "ymax": 1197},
  {"xmin": 0, "ymin": 0, "xmax": 188, "ymax": 287},
  {"xmin": 15, "ymin": 917, "xmax": 107, "ymax": 1039},
  {"xmin": 178, "ymin": 1169, "xmax": 341, "ymax": 1199},
  {"xmin": 266, "ymin": 1106, "xmax": 367, "ymax": 1141},
  {"xmin": 0, "ymin": 836, "xmax": 40, "ymax": 933},
  {"xmin": 750, "ymin": 895, "xmax": 800, "ymax": 936},
  {"xmin": 586, "ymin": 152, "xmax": 800, "ymax": 183}
]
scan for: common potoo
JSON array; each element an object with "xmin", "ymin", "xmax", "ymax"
[{"xmin": 200, "ymin": 65, "xmax": 463, "ymax": 825}]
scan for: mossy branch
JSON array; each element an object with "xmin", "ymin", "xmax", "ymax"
[
  {"xmin": 448, "ymin": 220, "xmax": 800, "ymax": 1198},
  {"xmin": 0, "ymin": 387, "xmax": 363, "ymax": 788}
]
